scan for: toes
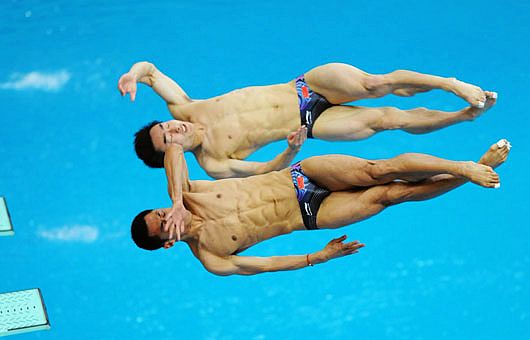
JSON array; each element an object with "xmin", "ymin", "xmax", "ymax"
[
  {"xmin": 486, "ymin": 176, "xmax": 499, "ymax": 188},
  {"xmin": 496, "ymin": 139, "xmax": 512, "ymax": 150},
  {"xmin": 496, "ymin": 139, "xmax": 508, "ymax": 148},
  {"xmin": 487, "ymin": 91, "xmax": 498, "ymax": 99}
]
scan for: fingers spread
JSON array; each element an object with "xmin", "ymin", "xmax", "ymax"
[
  {"xmin": 333, "ymin": 235, "xmax": 347, "ymax": 243},
  {"xmin": 344, "ymin": 241, "xmax": 364, "ymax": 250}
]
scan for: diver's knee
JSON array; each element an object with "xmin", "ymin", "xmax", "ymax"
[
  {"xmin": 379, "ymin": 183, "xmax": 412, "ymax": 206},
  {"xmin": 375, "ymin": 107, "xmax": 408, "ymax": 130},
  {"xmin": 367, "ymin": 160, "xmax": 395, "ymax": 181},
  {"xmin": 362, "ymin": 74, "xmax": 387, "ymax": 92}
]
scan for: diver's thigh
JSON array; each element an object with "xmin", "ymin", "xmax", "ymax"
[{"xmin": 316, "ymin": 189, "xmax": 385, "ymax": 229}]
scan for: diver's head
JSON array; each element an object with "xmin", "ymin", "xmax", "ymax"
[
  {"xmin": 131, "ymin": 208, "xmax": 175, "ymax": 251},
  {"xmin": 134, "ymin": 120, "xmax": 198, "ymax": 168}
]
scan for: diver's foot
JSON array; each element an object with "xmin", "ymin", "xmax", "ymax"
[
  {"xmin": 449, "ymin": 77, "xmax": 488, "ymax": 108},
  {"xmin": 479, "ymin": 139, "xmax": 511, "ymax": 169},
  {"xmin": 461, "ymin": 91, "xmax": 497, "ymax": 120},
  {"xmin": 459, "ymin": 161, "xmax": 500, "ymax": 188}
]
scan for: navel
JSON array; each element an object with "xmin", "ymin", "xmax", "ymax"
[
  {"xmin": 231, "ymin": 235, "xmax": 237, "ymax": 241},
  {"xmin": 216, "ymin": 193, "xmax": 222, "ymax": 199}
]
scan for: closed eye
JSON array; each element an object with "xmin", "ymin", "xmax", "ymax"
[{"xmin": 158, "ymin": 123, "xmax": 167, "ymax": 144}]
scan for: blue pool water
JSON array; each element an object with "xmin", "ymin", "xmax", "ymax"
[{"xmin": 1, "ymin": 0, "xmax": 529, "ymax": 339}]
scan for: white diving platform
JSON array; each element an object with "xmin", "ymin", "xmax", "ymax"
[
  {"xmin": 0, "ymin": 197, "xmax": 13, "ymax": 236},
  {"xmin": 0, "ymin": 288, "xmax": 50, "ymax": 337}
]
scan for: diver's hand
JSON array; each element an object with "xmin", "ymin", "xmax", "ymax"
[
  {"xmin": 287, "ymin": 126, "xmax": 308, "ymax": 151},
  {"xmin": 118, "ymin": 72, "xmax": 138, "ymax": 101},
  {"xmin": 316, "ymin": 235, "xmax": 364, "ymax": 263},
  {"xmin": 163, "ymin": 201, "xmax": 188, "ymax": 241}
]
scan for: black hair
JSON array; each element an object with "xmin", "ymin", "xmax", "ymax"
[
  {"xmin": 134, "ymin": 120, "xmax": 165, "ymax": 168},
  {"xmin": 131, "ymin": 209, "xmax": 165, "ymax": 251}
]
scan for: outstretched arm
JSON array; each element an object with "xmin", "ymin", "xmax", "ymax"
[
  {"xmin": 201, "ymin": 235, "xmax": 365, "ymax": 276},
  {"xmin": 210, "ymin": 126, "xmax": 307, "ymax": 178},
  {"xmin": 164, "ymin": 144, "xmax": 191, "ymax": 241},
  {"xmin": 118, "ymin": 61, "xmax": 192, "ymax": 105}
]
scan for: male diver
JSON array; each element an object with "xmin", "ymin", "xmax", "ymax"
[
  {"xmin": 130, "ymin": 133, "xmax": 511, "ymax": 276},
  {"xmin": 119, "ymin": 62, "xmax": 497, "ymax": 179}
]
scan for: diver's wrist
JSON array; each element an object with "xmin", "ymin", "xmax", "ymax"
[{"xmin": 311, "ymin": 251, "xmax": 328, "ymax": 265}]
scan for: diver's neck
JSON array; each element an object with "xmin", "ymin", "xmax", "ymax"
[
  {"xmin": 181, "ymin": 214, "xmax": 202, "ymax": 242},
  {"xmin": 188, "ymin": 123, "xmax": 206, "ymax": 152}
]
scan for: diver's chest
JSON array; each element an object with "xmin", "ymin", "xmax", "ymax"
[
  {"xmin": 199, "ymin": 221, "xmax": 254, "ymax": 256},
  {"xmin": 203, "ymin": 123, "xmax": 257, "ymax": 159}
]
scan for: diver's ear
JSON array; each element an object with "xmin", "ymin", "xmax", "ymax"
[{"xmin": 163, "ymin": 240, "xmax": 176, "ymax": 249}]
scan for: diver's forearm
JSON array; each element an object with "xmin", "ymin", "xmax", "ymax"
[
  {"xmin": 129, "ymin": 61, "xmax": 192, "ymax": 105},
  {"xmin": 265, "ymin": 147, "xmax": 300, "ymax": 172},
  {"xmin": 262, "ymin": 251, "xmax": 329, "ymax": 272},
  {"xmin": 164, "ymin": 146, "xmax": 189, "ymax": 204},
  {"xmin": 270, "ymin": 255, "xmax": 310, "ymax": 272},
  {"xmin": 165, "ymin": 151, "xmax": 183, "ymax": 204},
  {"xmin": 234, "ymin": 251, "xmax": 329, "ymax": 275}
]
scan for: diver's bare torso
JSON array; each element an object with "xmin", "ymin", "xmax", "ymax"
[
  {"xmin": 169, "ymin": 82, "xmax": 300, "ymax": 163},
  {"xmin": 183, "ymin": 169, "xmax": 304, "ymax": 258}
]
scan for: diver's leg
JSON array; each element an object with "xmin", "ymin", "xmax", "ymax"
[
  {"xmin": 312, "ymin": 93, "xmax": 496, "ymax": 141},
  {"xmin": 316, "ymin": 177, "xmax": 467, "ymax": 229},
  {"xmin": 316, "ymin": 140, "xmax": 510, "ymax": 229},
  {"xmin": 304, "ymin": 63, "xmax": 487, "ymax": 107},
  {"xmin": 300, "ymin": 151, "xmax": 500, "ymax": 191}
]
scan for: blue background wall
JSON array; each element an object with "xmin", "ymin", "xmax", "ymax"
[{"xmin": 1, "ymin": 1, "xmax": 528, "ymax": 339}]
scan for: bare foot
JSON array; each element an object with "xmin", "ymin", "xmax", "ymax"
[
  {"xmin": 478, "ymin": 139, "xmax": 511, "ymax": 169},
  {"xmin": 461, "ymin": 91, "xmax": 497, "ymax": 120},
  {"xmin": 449, "ymin": 77, "xmax": 487, "ymax": 108},
  {"xmin": 459, "ymin": 161, "xmax": 500, "ymax": 188}
]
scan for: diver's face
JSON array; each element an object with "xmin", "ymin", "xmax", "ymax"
[
  {"xmin": 144, "ymin": 208, "xmax": 176, "ymax": 249},
  {"xmin": 149, "ymin": 120, "xmax": 195, "ymax": 152}
]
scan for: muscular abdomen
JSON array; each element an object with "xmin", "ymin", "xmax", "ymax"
[
  {"xmin": 180, "ymin": 83, "xmax": 301, "ymax": 146},
  {"xmin": 185, "ymin": 170, "xmax": 304, "ymax": 255}
]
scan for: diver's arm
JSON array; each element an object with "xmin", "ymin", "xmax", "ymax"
[
  {"xmin": 165, "ymin": 144, "xmax": 191, "ymax": 197},
  {"xmin": 163, "ymin": 144, "xmax": 191, "ymax": 240},
  {"xmin": 201, "ymin": 236, "xmax": 365, "ymax": 276},
  {"xmin": 210, "ymin": 126, "xmax": 307, "ymax": 178},
  {"xmin": 118, "ymin": 61, "xmax": 192, "ymax": 105},
  {"xmin": 222, "ymin": 146, "xmax": 300, "ymax": 178}
]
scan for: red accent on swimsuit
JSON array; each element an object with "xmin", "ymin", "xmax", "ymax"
[
  {"xmin": 301, "ymin": 85, "xmax": 310, "ymax": 98},
  {"xmin": 297, "ymin": 176, "xmax": 305, "ymax": 189}
]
